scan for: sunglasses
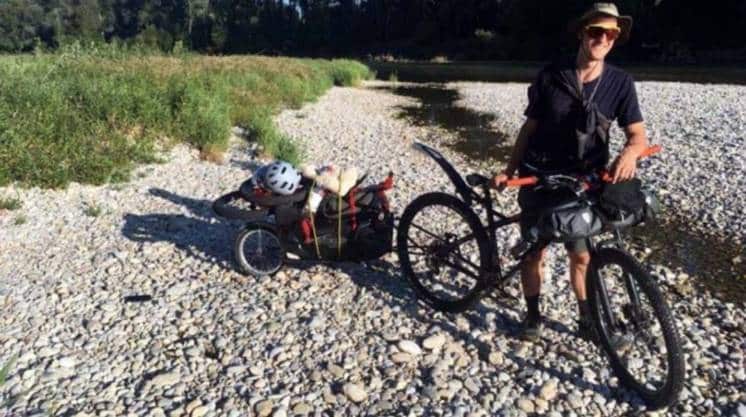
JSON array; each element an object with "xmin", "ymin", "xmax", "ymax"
[{"xmin": 584, "ymin": 25, "xmax": 620, "ymax": 40}]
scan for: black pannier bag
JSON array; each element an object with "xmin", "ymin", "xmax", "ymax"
[
  {"xmin": 533, "ymin": 201, "xmax": 604, "ymax": 242},
  {"xmin": 598, "ymin": 178, "xmax": 659, "ymax": 227}
]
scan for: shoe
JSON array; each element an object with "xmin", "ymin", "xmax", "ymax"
[
  {"xmin": 578, "ymin": 318, "xmax": 634, "ymax": 353},
  {"xmin": 517, "ymin": 315, "xmax": 543, "ymax": 341},
  {"xmin": 577, "ymin": 317, "xmax": 600, "ymax": 345}
]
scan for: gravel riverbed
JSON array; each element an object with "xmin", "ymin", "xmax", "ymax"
[{"xmin": 1, "ymin": 81, "xmax": 744, "ymax": 417}]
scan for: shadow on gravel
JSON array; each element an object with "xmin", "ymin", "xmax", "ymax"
[
  {"xmin": 121, "ymin": 188, "xmax": 236, "ymax": 269},
  {"xmin": 372, "ymin": 84, "xmax": 513, "ymax": 163},
  {"xmin": 120, "ymin": 186, "xmax": 642, "ymax": 410},
  {"xmin": 228, "ymin": 156, "xmax": 261, "ymax": 172},
  {"xmin": 334, "ymin": 259, "xmax": 637, "ymax": 410}
]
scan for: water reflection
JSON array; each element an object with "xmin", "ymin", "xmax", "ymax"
[{"xmin": 374, "ymin": 85, "xmax": 513, "ymax": 162}]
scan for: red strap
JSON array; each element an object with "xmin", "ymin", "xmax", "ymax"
[{"xmin": 348, "ymin": 188, "xmax": 358, "ymax": 231}]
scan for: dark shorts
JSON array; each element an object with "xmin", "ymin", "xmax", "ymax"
[{"xmin": 518, "ymin": 186, "xmax": 589, "ymax": 254}]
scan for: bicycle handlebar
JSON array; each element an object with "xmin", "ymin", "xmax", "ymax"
[{"xmin": 502, "ymin": 145, "xmax": 662, "ymax": 188}]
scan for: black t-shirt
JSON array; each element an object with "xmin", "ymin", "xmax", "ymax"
[{"xmin": 523, "ymin": 58, "xmax": 643, "ymax": 171}]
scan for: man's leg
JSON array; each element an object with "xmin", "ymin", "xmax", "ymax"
[
  {"xmin": 567, "ymin": 243, "xmax": 597, "ymax": 342},
  {"xmin": 518, "ymin": 248, "xmax": 546, "ymax": 340},
  {"xmin": 568, "ymin": 249, "xmax": 591, "ymax": 309}
]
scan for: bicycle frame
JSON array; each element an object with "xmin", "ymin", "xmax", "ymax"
[{"xmin": 412, "ymin": 141, "xmax": 626, "ymax": 299}]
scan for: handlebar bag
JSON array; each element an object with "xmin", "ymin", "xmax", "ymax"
[
  {"xmin": 599, "ymin": 178, "xmax": 645, "ymax": 223},
  {"xmin": 535, "ymin": 202, "xmax": 604, "ymax": 242},
  {"xmin": 599, "ymin": 179, "xmax": 660, "ymax": 227}
]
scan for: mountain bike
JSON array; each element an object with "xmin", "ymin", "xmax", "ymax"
[{"xmin": 397, "ymin": 142, "xmax": 684, "ymax": 410}]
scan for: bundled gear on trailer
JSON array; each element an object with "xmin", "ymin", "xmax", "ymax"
[{"xmin": 213, "ymin": 160, "xmax": 395, "ymax": 276}]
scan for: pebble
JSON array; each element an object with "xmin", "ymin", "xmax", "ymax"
[
  {"xmin": 190, "ymin": 406, "xmax": 208, "ymax": 417},
  {"xmin": 0, "ymin": 80, "xmax": 743, "ymax": 417},
  {"xmin": 422, "ymin": 334, "xmax": 446, "ymax": 350},
  {"xmin": 58, "ymin": 356, "xmax": 76, "ymax": 368},
  {"xmin": 517, "ymin": 398, "xmax": 535, "ymax": 413},
  {"xmin": 343, "ymin": 383, "xmax": 368, "ymax": 403},
  {"xmin": 397, "ymin": 340, "xmax": 422, "ymax": 356},
  {"xmin": 255, "ymin": 400, "xmax": 274, "ymax": 417},
  {"xmin": 292, "ymin": 402, "xmax": 312, "ymax": 415},
  {"xmin": 150, "ymin": 372, "xmax": 180, "ymax": 389},
  {"xmin": 539, "ymin": 380, "xmax": 558, "ymax": 401},
  {"xmin": 488, "ymin": 351, "xmax": 504, "ymax": 366},
  {"xmin": 391, "ymin": 352, "xmax": 413, "ymax": 363}
]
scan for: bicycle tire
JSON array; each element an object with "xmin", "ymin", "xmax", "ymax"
[
  {"xmin": 397, "ymin": 192, "xmax": 491, "ymax": 313},
  {"xmin": 587, "ymin": 247, "xmax": 685, "ymax": 410},
  {"xmin": 234, "ymin": 224, "xmax": 285, "ymax": 277}
]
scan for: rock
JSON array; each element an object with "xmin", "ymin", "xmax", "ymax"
[
  {"xmin": 249, "ymin": 366, "xmax": 263, "ymax": 376},
  {"xmin": 391, "ymin": 352, "xmax": 413, "ymax": 363},
  {"xmin": 343, "ymin": 383, "xmax": 367, "ymax": 403},
  {"xmin": 272, "ymin": 408, "xmax": 287, "ymax": 417},
  {"xmin": 422, "ymin": 334, "xmax": 446, "ymax": 350},
  {"xmin": 692, "ymin": 378, "xmax": 708, "ymax": 387},
  {"xmin": 58, "ymin": 356, "xmax": 76, "ymax": 368},
  {"xmin": 149, "ymin": 408, "xmax": 166, "ymax": 417},
  {"xmin": 398, "ymin": 340, "xmax": 422, "ymax": 356},
  {"xmin": 568, "ymin": 392, "xmax": 584, "ymax": 409},
  {"xmin": 488, "ymin": 351, "xmax": 504, "ymax": 366},
  {"xmin": 292, "ymin": 402, "xmax": 312, "ymax": 415},
  {"xmin": 539, "ymin": 380, "xmax": 558, "ymax": 401},
  {"xmin": 464, "ymin": 378, "xmax": 480, "ymax": 395},
  {"xmin": 328, "ymin": 364, "xmax": 344, "ymax": 379},
  {"xmin": 185, "ymin": 400, "xmax": 202, "ymax": 414},
  {"xmin": 517, "ymin": 398, "xmax": 535, "ymax": 413},
  {"xmin": 255, "ymin": 400, "xmax": 274, "ymax": 417},
  {"xmin": 382, "ymin": 332, "xmax": 399, "ymax": 342},
  {"xmin": 190, "ymin": 406, "xmax": 208, "ymax": 417},
  {"xmin": 737, "ymin": 403, "xmax": 746, "ymax": 417},
  {"xmin": 150, "ymin": 372, "xmax": 180, "ymax": 389}
]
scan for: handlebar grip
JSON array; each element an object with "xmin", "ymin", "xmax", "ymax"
[
  {"xmin": 504, "ymin": 176, "xmax": 538, "ymax": 187},
  {"xmin": 639, "ymin": 144, "xmax": 662, "ymax": 159}
]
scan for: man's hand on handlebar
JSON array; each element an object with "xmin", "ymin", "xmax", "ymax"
[
  {"xmin": 491, "ymin": 171, "xmax": 511, "ymax": 191},
  {"xmin": 610, "ymin": 149, "xmax": 638, "ymax": 183}
]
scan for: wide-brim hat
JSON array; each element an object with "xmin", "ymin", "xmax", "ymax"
[{"xmin": 568, "ymin": 2, "xmax": 633, "ymax": 45}]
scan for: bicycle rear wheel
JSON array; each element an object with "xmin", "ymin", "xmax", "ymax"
[
  {"xmin": 587, "ymin": 247, "xmax": 685, "ymax": 410},
  {"xmin": 397, "ymin": 192, "xmax": 491, "ymax": 313},
  {"xmin": 234, "ymin": 225, "xmax": 285, "ymax": 277}
]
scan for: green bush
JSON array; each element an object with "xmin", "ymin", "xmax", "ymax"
[
  {"xmin": 0, "ymin": 196, "xmax": 21, "ymax": 210},
  {"xmin": 0, "ymin": 354, "xmax": 16, "ymax": 386},
  {"xmin": 0, "ymin": 50, "xmax": 372, "ymax": 188}
]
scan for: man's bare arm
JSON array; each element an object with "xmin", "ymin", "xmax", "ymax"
[
  {"xmin": 611, "ymin": 121, "xmax": 648, "ymax": 182},
  {"xmin": 492, "ymin": 118, "xmax": 538, "ymax": 187}
]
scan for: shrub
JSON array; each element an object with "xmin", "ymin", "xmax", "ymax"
[
  {"xmin": 0, "ymin": 197, "xmax": 21, "ymax": 210},
  {"xmin": 0, "ymin": 52, "xmax": 372, "ymax": 188}
]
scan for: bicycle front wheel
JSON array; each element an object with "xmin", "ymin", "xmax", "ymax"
[
  {"xmin": 397, "ymin": 192, "xmax": 491, "ymax": 313},
  {"xmin": 587, "ymin": 247, "xmax": 685, "ymax": 410}
]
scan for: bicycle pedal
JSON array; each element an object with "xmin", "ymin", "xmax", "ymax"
[{"xmin": 510, "ymin": 240, "xmax": 531, "ymax": 259}]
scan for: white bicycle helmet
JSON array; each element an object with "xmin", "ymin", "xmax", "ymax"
[{"xmin": 263, "ymin": 161, "xmax": 302, "ymax": 195}]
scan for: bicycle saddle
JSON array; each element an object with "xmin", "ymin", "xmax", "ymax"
[{"xmin": 466, "ymin": 173, "xmax": 490, "ymax": 187}]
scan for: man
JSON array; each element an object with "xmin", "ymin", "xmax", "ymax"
[{"xmin": 493, "ymin": 3, "xmax": 649, "ymax": 341}]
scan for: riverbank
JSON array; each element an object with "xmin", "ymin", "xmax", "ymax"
[{"xmin": 0, "ymin": 81, "xmax": 743, "ymax": 416}]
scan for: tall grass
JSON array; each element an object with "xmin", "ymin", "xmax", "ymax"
[
  {"xmin": 0, "ymin": 46, "xmax": 372, "ymax": 188},
  {"xmin": 0, "ymin": 354, "xmax": 16, "ymax": 386}
]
